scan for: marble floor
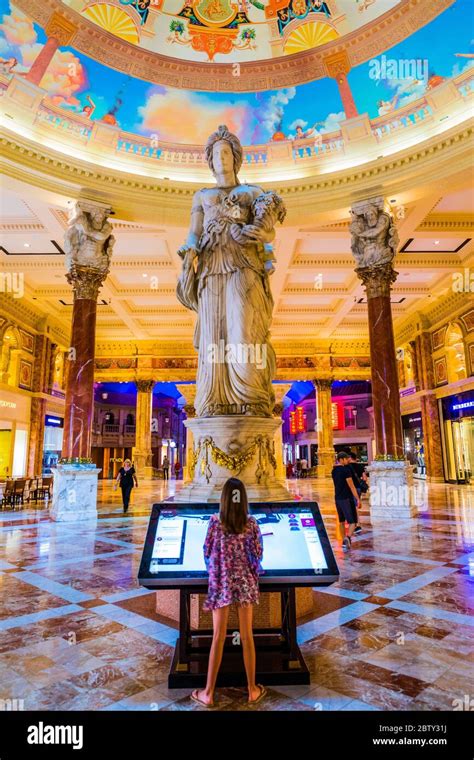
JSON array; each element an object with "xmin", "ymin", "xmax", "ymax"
[{"xmin": 0, "ymin": 477, "xmax": 473, "ymax": 712}]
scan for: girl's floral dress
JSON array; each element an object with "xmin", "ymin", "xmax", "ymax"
[{"xmin": 203, "ymin": 514, "xmax": 263, "ymax": 611}]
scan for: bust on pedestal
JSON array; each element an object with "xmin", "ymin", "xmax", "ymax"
[{"xmin": 174, "ymin": 125, "xmax": 289, "ymax": 502}]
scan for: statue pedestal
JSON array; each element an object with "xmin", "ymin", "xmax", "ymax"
[
  {"xmin": 50, "ymin": 466, "xmax": 100, "ymax": 522},
  {"xmin": 368, "ymin": 460, "xmax": 417, "ymax": 521},
  {"xmin": 174, "ymin": 416, "xmax": 291, "ymax": 503}
]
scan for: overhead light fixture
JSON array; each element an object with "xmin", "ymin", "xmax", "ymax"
[
  {"xmin": 434, "ymin": 240, "xmax": 440, "ymax": 245},
  {"xmin": 142, "ymin": 273, "xmax": 148, "ymax": 278},
  {"xmin": 23, "ymin": 243, "xmax": 30, "ymax": 248}
]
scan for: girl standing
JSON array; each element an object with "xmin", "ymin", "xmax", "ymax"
[{"xmin": 191, "ymin": 477, "xmax": 265, "ymax": 708}]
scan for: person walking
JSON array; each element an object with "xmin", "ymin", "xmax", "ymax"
[
  {"xmin": 348, "ymin": 452, "xmax": 366, "ymax": 535},
  {"xmin": 331, "ymin": 451, "xmax": 360, "ymax": 552},
  {"xmin": 300, "ymin": 457, "xmax": 308, "ymax": 478},
  {"xmin": 191, "ymin": 477, "xmax": 265, "ymax": 708},
  {"xmin": 114, "ymin": 459, "xmax": 138, "ymax": 513},
  {"xmin": 162, "ymin": 455, "xmax": 170, "ymax": 481}
]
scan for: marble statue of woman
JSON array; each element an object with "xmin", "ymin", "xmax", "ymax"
[{"xmin": 177, "ymin": 125, "xmax": 286, "ymax": 418}]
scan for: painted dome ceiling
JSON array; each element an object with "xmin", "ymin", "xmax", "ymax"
[
  {"xmin": 9, "ymin": 0, "xmax": 453, "ymax": 91},
  {"xmin": 60, "ymin": 0, "xmax": 392, "ymax": 62}
]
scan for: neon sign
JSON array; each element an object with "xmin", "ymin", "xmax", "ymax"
[{"xmin": 452, "ymin": 400, "xmax": 474, "ymax": 411}]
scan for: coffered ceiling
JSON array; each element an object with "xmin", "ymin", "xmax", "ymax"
[{"xmin": 1, "ymin": 182, "xmax": 472, "ymax": 349}]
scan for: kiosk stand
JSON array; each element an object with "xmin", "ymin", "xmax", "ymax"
[
  {"xmin": 138, "ymin": 502, "xmax": 339, "ymax": 689},
  {"xmin": 169, "ymin": 585, "xmax": 308, "ymax": 688}
]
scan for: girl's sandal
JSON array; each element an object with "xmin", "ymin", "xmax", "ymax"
[
  {"xmin": 191, "ymin": 689, "xmax": 215, "ymax": 708},
  {"xmin": 248, "ymin": 684, "xmax": 267, "ymax": 705}
]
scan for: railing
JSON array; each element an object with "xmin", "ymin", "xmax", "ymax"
[
  {"xmin": 103, "ymin": 424, "xmax": 120, "ymax": 434},
  {"xmin": 123, "ymin": 425, "xmax": 136, "ymax": 435},
  {"xmin": 1, "ymin": 67, "xmax": 472, "ymax": 177}
]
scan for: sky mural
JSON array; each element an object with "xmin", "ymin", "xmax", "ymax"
[{"xmin": 0, "ymin": 0, "xmax": 472, "ymax": 145}]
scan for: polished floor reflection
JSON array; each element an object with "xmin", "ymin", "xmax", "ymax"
[{"xmin": 0, "ymin": 477, "xmax": 473, "ymax": 711}]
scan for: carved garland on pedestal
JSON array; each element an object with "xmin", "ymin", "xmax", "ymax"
[{"xmin": 189, "ymin": 435, "xmax": 277, "ymax": 482}]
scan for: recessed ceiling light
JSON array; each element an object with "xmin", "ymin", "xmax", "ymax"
[
  {"xmin": 434, "ymin": 240, "xmax": 440, "ymax": 244},
  {"xmin": 23, "ymin": 243, "xmax": 30, "ymax": 248}
]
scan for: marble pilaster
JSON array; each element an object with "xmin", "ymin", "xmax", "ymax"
[
  {"xmin": 273, "ymin": 383, "xmax": 292, "ymax": 479},
  {"xmin": 133, "ymin": 379, "xmax": 155, "ymax": 478},
  {"xmin": 416, "ymin": 332, "xmax": 445, "ymax": 482},
  {"xmin": 175, "ymin": 384, "xmax": 197, "ymax": 480},
  {"xmin": 314, "ymin": 378, "xmax": 334, "ymax": 477}
]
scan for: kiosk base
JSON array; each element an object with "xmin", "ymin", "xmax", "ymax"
[
  {"xmin": 168, "ymin": 586, "xmax": 310, "ymax": 688},
  {"xmin": 169, "ymin": 634, "xmax": 310, "ymax": 688}
]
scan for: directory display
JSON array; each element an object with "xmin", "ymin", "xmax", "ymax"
[{"xmin": 139, "ymin": 502, "xmax": 339, "ymax": 587}]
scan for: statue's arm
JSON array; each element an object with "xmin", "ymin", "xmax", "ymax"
[
  {"xmin": 179, "ymin": 190, "xmax": 204, "ymax": 255},
  {"xmin": 176, "ymin": 191, "xmax": 202, "ymax": 312}
]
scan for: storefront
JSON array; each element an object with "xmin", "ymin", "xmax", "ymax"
[
  {"xmin": 334, "ymin": 442, "xmax": 369, "ymax": 463},
  {"xmin": 42, "ymin": 414, "xmax": 64, "ymax": 474},
  {"xmin": 440, "ymin": 390, "xmax": 474, "ymax": 484},
  {"xmin": 402, "ymin": 413, "xmax": 425, "ymax": 479},
  {"xmin": 0, "ymin": 389, "xmax": 30, "ymax": 478}
]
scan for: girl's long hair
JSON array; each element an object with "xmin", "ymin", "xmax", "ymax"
[{"xmin": 219, "ymin": 478, "xmax": 249, "ymax": 535}]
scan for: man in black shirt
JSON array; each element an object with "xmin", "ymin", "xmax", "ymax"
[{"xmin": 331, "ymin": 451, "xmax": 361, "ymax": 552}]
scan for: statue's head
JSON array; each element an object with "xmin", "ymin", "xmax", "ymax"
[
  {"xmin": 364, "ymin": 205, "xmax": 378, "ymax": 227},
  {"xmin": 205, "ymin": 125, "xmax": 243, "ymax": 180},
  {"xmin": 90, "ymin": 208, "xmax": 107, "ymax": 230}
]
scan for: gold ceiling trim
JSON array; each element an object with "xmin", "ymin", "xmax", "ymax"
[{"xmin": 11, "ymin": 0, "xmax": 454, "ymax": 92}]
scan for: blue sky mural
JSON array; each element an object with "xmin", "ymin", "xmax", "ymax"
[{"xmin": 0, "ymin": 0, "xmax": 472, "ymax": 144}]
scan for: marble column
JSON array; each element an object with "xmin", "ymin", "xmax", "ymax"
[
  {"xmin": 26, "ymin": 12, "xmax": 76, "ymax": 87},
  {"xmin": 415, "ymin": 332, "xmax": 445, "ymax": 482},
  {"xmin": 351, "ymin": 197, "xmax": 415, "ymax": 519},
  {"xmin": 324, "ymin": 50, "xmax": 358, "ymax": 120},
  {"xmin": 175, "ymin": 384, "xmax": 197, "ymax": 481},
  {"xmin": 28, "ymin": 397, "xmax": 47, "ymax": 477},
  {"xmin": 27, "ymin": 333, "xmax": 53, "ymax": 476},
  {"xmin": 51, "ymin": 200, "xmax": 115, "ymax": 522},
  {"xmin": 314, "ymin": 378, "xmax": 334, "ymax": 477},
  {"xmin": 273, "ymin": 383, "xmax": 292, "ymax": 479},
  {"xmin": 61, "ymin": 275, "xmax": 103, "ymax": 460},
  {"xmin": 133, "ymin": 379, "xmax": 155, "ymax": 478}
]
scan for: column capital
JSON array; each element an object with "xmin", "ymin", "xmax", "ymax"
[
  {"xmin": 64, "ymin": 200, "xmax": 115, "ymax": 300},
  {"xmin": 323, "ymin": 49, "xmax": 351, "ymax": 79},
  {"xmin": 356, "ymin": 261, "xmax": 398, "ymax": 299},
  {"xmin": 136, "ymin": 379, "xmax": 155, "ymax": 393},
  {"xmin": 45, "ymin": 11, "xmax": 77, "ymax": 45},
  {"xmin": 66, "ymin": 264, "xmax": 108, "ymax": 300},
  {"xmin": 313, "ymin": 378, "xmax": 333, "ymax": 392},
  {"xmin": 183, "ymin": 404, "xmax": 196, "ymax": 417}
]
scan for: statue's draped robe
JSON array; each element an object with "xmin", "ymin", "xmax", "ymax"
[{"xmin": 177, "ymin": 185, "xmax": 276, "ymax": 417}]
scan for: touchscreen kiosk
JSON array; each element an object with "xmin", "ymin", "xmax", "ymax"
[{"xmin": 138, "ymin": 502, "xmax": 339, "ymax": 588}]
